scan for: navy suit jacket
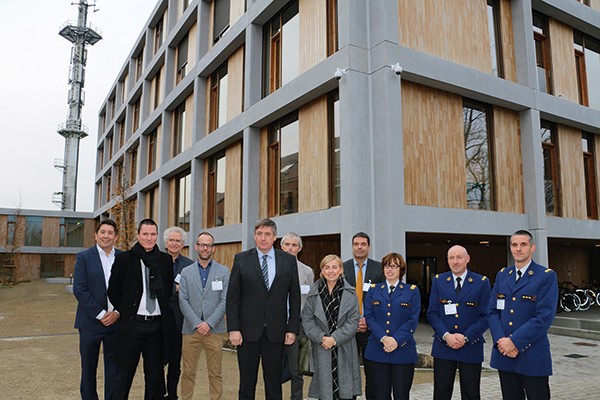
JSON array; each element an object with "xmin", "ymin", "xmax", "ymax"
[
  {"xmin": 488, "ymin": 261, "xmax": 558, "ymax": 376},
  {"xmin": 427, "ymin": 270, "xmax": 491, "ymax": 363},
  {"xmin": 73, "ymin": 245, "xmax": 122, "ymax": 331},
  {"xmin": 168, "ymin": 254, "xmax": 194, "ymax": 330}
]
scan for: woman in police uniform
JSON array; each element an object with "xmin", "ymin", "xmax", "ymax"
[{"xmin": 364, "ymin": 252, "xmax": 421, "ymax": 400}]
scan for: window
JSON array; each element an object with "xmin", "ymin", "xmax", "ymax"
[
  {"xmin": 328, "ymin": 91, "xmax": 341, "ymax": 206},
  {"xmin": 172, "ymin": 102, "xmax": 187, "ymax": 157},
  {"xmin": 100, "ymin": 113, "xmax": 106, "ymax": 132},
  {"xmin": 209, "ymin": 62, "xmax": 228, "ymax": 132},
  {"xmin": 120, "ymin": 72, "xmax": 128, "ymax": 102},
  {"xmin": 207, "ymin": 152, "xmax": 226, "ymax": 227},
  {"xmin": 577, "ymin": 0, "xmax": 591, "ymax": 6},
  {"xmin": 213, "ymin": 0, "xmax": 230, "ymax": 43},
  {"xmin": 106, "ymin": 135, "xmax": 113, "ymax": 160},
  {"xmin": 154, "ymin": 16, "xmax": 164, "ymax": 55},
  {"xmin": 118, "ymin": 121, "xmax": 125, "ymax": 148},
  {"xmin": 326, "ymin": 0, "xmax": 338, "ymax": 56},
  {"xmin": 135, "ymin": 51, "xmax": 144, "ymax": 81},
  {"xmin": 129, "ymin": 146, "xmax": 138, "ymax": 185},
  {"xmin": 146, "ymin": 186, "xmax": 158, "ymax": 220},
  {"xmin": 59, "ymin": 218, "xmax": 84, "ymax": 247},
  {"xmin": 24, "ymin": 216, "xmax": 42, "ymax": 246},
  {"xmin": 541, "ymin": 120, "xmax": 560, "ymax": 215},
  {"xmin": 175, "ymin": 171, "xmax": 191, "ymax": 230},
  {"xmin": 176, "ymin": 34, "xmax": 189, "ymax": 84},
  {"xmin": 106, "ymin": 174, "xmax": 112, "ymax": 201},
  {"xmin": 110, "ymin": 98, "xmax": 116, "ymax": 120},
  {"xmin": 574, "ymin": 31, "xmax": 600, "ymax": 110},
  {"xmin": 147, "ymin": 129, "xmax": 157, "ymax": 174},
  {"xmin": 152, "ymin": 69, "xmax": 162, "ymax": 110},
  {"xmin": 6, "ymin": 215, "xmax": 16, "ymax": 246},
  {"xmin": 268, "ymin": 113, "xmax": 299, "ymax": 216},
  {"xmin": 487, "ymin": 0, "xmax": 504, "ymax": 78},
  {"xmin": 40, "ymin": 255, "xmax": 65, "ymax": 278},
  {"xmin": 132, "ymin": 99, "xmax": 141, "ymax": 133},
  {"xmin": 98, "ymin": 146, "xmax": 104, "ymax": 169},
  {"xmin": 464, "ymin": 101, "xmax": 494, "ymax": 211},
  {"xmin": 533, "ymin": 13, "xmax": 552, "ymax": 94},
  {"xmin": 583, "ymin": 133, "xmax": 598, "ymax": 219},
  {"xmin": 263, "ymin": 1, "xmax": 299, "ymax": 96}
]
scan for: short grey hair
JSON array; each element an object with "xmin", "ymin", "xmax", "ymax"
[
  {"xmin": 255, "ymin": 218, "xmax": 277, "ymax": 236},
  {"xmin": 281, "ymin": 232, "xmax": 302, "ymax": 249},
  {"xmin": 163, "ymin": 226, "xmax": 187, "ymax": 243}
]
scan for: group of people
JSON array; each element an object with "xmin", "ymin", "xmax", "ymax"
[{"xmin": 74, "ymin": 217, "xmax": 558, "ymax": 400}]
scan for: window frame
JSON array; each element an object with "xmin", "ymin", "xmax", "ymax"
[
  {"xmin": 328, "ymin": 91, "xmax": 340, "ymax": 207},
  {"xmin": 533, "ymin": 12, "xmax": 553, "ymax": 94},
  {"xmin": 147, "ymin": 129, "xmax": 157, "ymax": 174},
  {"xmin": 174, "ymin": 170, "xmax": 191, "ymax": 231},
  {"xmin": 541, "ymin": 120, "xmax": 561, "ymax": 216},
  {"xmin": 583, "ymin": 132, "xmax": 598, "ymax": 219},
  {"xmin": 268, "ymin": 112, "xmax": 299, "ymax": 216},
  {"xmin": 207, "ymin": 151, "xmax": 226, "ymax": 227},
  {"xmin": 176, "ymin": 34, "xmax": 189, "ymax": 84},
  {"xmin": 172, "ymin": 102, "xmax": 187, "ymax": 157},
  {"xmin": 209, "ymin": 62, "xmax": 228, "ymax": 132}
]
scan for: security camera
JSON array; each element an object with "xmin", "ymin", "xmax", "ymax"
[
  {"xmin": 334, "ymin": 68, "xmax": 346, "ymax": 80},
  {"xmin": 391, "ymin": 63, "xmax": 403, "ymax": 76}
]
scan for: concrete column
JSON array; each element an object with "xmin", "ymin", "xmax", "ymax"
[
  {"xmin": 511, "ymin": 0, "xmax": 537, "ymax": 88},
  {"xmin": 189, "ymin": 156, "xmax": 204, "ymax": 256},
  {"xmin": 241, "ymin": 127, "xmax": 261, "ymax": 249},
  {"xmin": 244, "ymin": 23, "xmax": 263, "ymax": 110},
  {"xmin": 158, "ymin": 177, "xmax": 170, "ymax": 249}
]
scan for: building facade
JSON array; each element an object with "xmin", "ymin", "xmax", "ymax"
[{"xmin": 95, "ymin": 0, "xmax": 600, "ymax": 298}]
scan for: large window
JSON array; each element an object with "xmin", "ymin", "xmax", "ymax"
[
  {"xmin": 574, "ymin": 31, "xmax": 600, "ymax": 110},
  {"xmin": 263, "ymin": 1, "xmax": 299, "ymax": 96},
  {"xmin": 533, "ymin": 13, "xmax": 552, "ymax": 94},
  {"xmin": 153, "ymin": 16, "xmax": 164, "ymax": 55},
  {"xmin": 135, "ymin": 51, "xmax": 144, "ymax": 81},
  {"xmin": 269, "ymin": 113, "xmax": 299, "ymax": 216},
  {"xmin": 147, "ymin": 129, "xmax": 157, "ymax": 174},
  {"xmin": 464, "ymin": 101, "xmax": 494, "ymax": 210},
  {"xmin": 541, "ymin": 120, "xmax": 560, "ymax": 215},
  {"xmin": 487, "ymin": 0, "xmax": 504, "ymax": 78},
  {"xmin": 59, "ymin": 218, "xmax": 84, "ymax": 247},
  {"xmin": 106, "ymin": 134, "xmax": 113, "ymax": 161},
  {"xmin": 24, "ymin": 216, "xmax": 43, "ymax": 246},
  {"xmin": 175, "ymin": 171, "xmax": 191, "ymax": 230},
  {"xmin": 129, "ymin": 146, "xmax": 138, "ymax": 185},
  {"xmin": 176, "ymin": 34, "xmax": 189, "ymax": 84},
  {"xmin": 118, "ymin": 121, "xmax": 125, "ymax": 148},
  {"xmin": 207, "ymin": 152, "xmax": 226, "ymax": 227},
  {"xmin": 209, "ymin": 63, "xmax": 229, "ymax": 132},
  {"xmin": 152, "ymin": 68, "xmax": 162, "ymax": 110},
  {"xmin": 583, "ymin": 133, "xmax": 598, "ymax": 219},
  {"xmin": 328, "ymin": 91, "xmax": 340, "ymax": 206},
  {"xmin": 6, "ymin": 215, "xmax": 16, "ymax": 246},
  {"xmin": 132, "ymin": 98, "xmax": 141, "ymax": 133},
  {"xmin": 172, "ymin": 102, "xmax": 187, "ymax": 157},
  {"xmin": 213, "ymin": 0, "xmax": 230, "ymax": 43}
]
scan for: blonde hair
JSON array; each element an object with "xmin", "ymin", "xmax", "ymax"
[{"xmin": 319, "ymin": 254, "xmax": 343, "ymax": 278}]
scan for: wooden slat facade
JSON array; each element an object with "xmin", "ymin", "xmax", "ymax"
[
  {"xmin": 227, "ymin": 46, "xmax": 244, "ymax": 121},
  {"xmin": 300, "ymin": 0, "xmax": 327, "ymax": 74},
  {"xmin": 499, "ymin": 0, "xmax": 517, "ymax": 82},
  {"xmin": 42, "ymin": 217, "xmax": 60, "ymax": 247},
  {"xmin": 225, "ymin": 141, "xmax": 243, "ymax": 225},
  {"xmin": 214, "ymin": 242, "xmax": 242, "ymax": 269},
  {"xmin": 548, "ymin": 19, "xmax": 579, "ymax": 102},
  {"xmin": 558, "ymin": 125, "xmax": 587, "ymax": 219}
]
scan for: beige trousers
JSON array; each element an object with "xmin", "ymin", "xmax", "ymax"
[{"xmin": 180, "ymin": 332, "xmax": 224, "ymax": 400}]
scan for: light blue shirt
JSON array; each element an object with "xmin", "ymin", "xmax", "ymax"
[
  {"xmin": 353, "ymin": 259, "xmax": 372, "ymax": 288},
  {"xmin": 257, "ymin": 247, "xmax": 276, "ymax": 289}
]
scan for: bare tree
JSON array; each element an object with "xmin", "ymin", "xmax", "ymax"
[
  {"xmin": 464, "ymin": 106, "xmax": 491, "ymax": 210},
  {"xmin": 110, "ymin": 158, "xmax": 137, "ymax": 250},
  {"xmin": 2, "ymin": 200, "xmax": 25, "ymax": 284}
]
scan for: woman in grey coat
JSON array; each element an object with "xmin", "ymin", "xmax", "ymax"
[{"xmin": 302, "ymin": 254, "xmax": 361, "ymax": 400}]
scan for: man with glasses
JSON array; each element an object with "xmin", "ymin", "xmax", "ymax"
[
  {"xmin": 178, "ymin": 231, "xmax": 229, "ymax": 400},
  {"xmin": 162, "ymin": 226, "xmax": 195, "ymax": 399},
  {"xmin": 427, "ymin": 245, "xmax": 491, "ymax": 400}
]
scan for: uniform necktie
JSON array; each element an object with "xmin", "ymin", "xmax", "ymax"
[
  {"xmin": 516, "ymin": 269, "xmax": 522, "ymax": 283},
  {"xmin": 357, "ymin": 263, "xmax": 364, "ymax": 315},
  {"xmin": 455, "ymin": 277, "xmax": 462, "ymax": 295},
  {"xmin": 389, "ymin": 285, "xmax": 395, "ymax": 298},
  {"xmin": 261, "ymin": 254, "xmax": 269, "ymax": 289},
  {"xmin": 145, "ymin": 266, "xmax": 156, "ymax": 313}
]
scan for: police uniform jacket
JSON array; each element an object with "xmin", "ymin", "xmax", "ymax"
[
  {"xmin": 364, "ymin": 281, "xmax": 420, "ymax": 364},
  {"xmin": 488, "ymin": 261, "xmax": 558, "ymax": 377},
  {"xmin": 427, "ymin": 270, "xmax": 491, "ymax": 364}
]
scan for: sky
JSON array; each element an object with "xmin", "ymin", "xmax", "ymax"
[{"xmin": 0, "ymin": 0, "xmax": 158, "ymax": 212}]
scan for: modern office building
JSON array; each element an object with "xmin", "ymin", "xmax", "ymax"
[{"xmin": 94, "ymin": 0, "xmax": 600, "ymax": 299}]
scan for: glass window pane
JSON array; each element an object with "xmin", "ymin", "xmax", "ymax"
[
  {"xmin": 464, "ymin": 105, "xmax": 491, "ymax": 210},
  {"xmin": 218, "ymin": 74, "xmax": 228, "ymax": 128},
  {"xmin": 216, "ymin": 155, "xmax": 226, "ymax": 226},
  {"xmin": 585, "ymin": 46, "xmax": 600, "ymax": 110},
  {"xmin": 25, "ymin": 216, "xmax": 43, "ymax": 246},
  {"xmin": 280, "ymin": 119, "xmax": 299, "ymax": 214},
  {"xmin": 281, "ymin": 13, "xmax": 300, "ymax": 86}
]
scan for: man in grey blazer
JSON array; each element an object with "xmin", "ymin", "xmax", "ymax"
[
  {"xmin": 281, "ymin": 232, "xmax": 315, "ymax": 400},
  {"xmin": 178, "ymin": 231, "xmax": 229, "ymax": 400}
]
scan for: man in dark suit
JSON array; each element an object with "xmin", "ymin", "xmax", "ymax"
[
  {"xmin": 488, "ymin": 230, "xmax": 558, "ymax": 400},
  {"xmin": 73, "ymin": 218, "xmax": 121, "ymax": 400},
  {"xmin": 342, "ymin": 232, "xmax": 384, "ymax": 400},
  {"xmin": 226, "ymin": 218, "xmax": 301, "ymax": 400},
  {"xmin": 108, "ymin": 218, "xmax": 175, "ymax": 400},
  {"xmin": 427, "ymin": 245, "xmax": 491, "ymax": 400},
  {"xmin": 162, "ymin": 226, "xmax": 194, "ymax": 400}
]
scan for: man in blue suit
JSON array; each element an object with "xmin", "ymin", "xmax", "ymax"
[
  {"xmin": 488, "ymin": 230, "xmax": 558, "ymax": 400},
  {"xmin": 73, "ymin": 218, "xmax": 121, "ymax": 400},
  {"xmin": 427, "ymin": 245, "xmax": 491, "ymax": 400}
]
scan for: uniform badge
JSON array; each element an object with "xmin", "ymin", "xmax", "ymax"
[
  {"xmin": 372, "ymin": 300, "xmax": 381, "ymax": 305},
  {"xmin": 446, "ymin": 277, "xmax": 452, "ymax": 282},
  {"xmin": 468, "ymin": 277, "xmax": 473, "ymax": 283},
  {"xmin": 528, "ymin": 270, "xmax": 534, "ymax": 276}
]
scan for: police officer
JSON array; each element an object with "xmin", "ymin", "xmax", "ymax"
[
  {"xmin": 427, "ymin": 245, "xmax": 491, "ymax": 400},
  {"xmin": 488, "ymin": 230, "xmax": 558, "ymax": 400}
]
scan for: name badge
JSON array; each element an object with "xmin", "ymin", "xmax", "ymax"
[
  {"xmin": 174, "ymin": 274, "xmax": 181, "ymax": 284},
  {"xmin": 300, "ymin": 284, "xmax": 310, "ymax": 295},
  {"xmin": 444, "ymin": 303, "xmax": 457, "ymax": 315},
  {"xmin": 363, "ymin": 282, "xmax": 372, "ymax": 292},
  {"xmin": 212, "ymin": 280, "xmax": 223, "ymax": 291},
  {"xmin": 497, "ymin": 299, "xmax": 505, "ymax": 310}
]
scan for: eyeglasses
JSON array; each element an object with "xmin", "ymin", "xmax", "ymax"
[
  {"xmin": 383, "ymin": 265, "xmax": 400, "ymax": 270},
  {"xmin": 196, "ymin": 243, "xmax": 214, "ymax": 248}
]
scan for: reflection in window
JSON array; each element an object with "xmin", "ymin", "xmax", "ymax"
[
  {"xmin": 533, "ymin": 13, "xmax": 552, "ymax": 94},
  {"xmin": 40, "ymin": 254, "xmax": 65, "ymax": 278},
  {"xmin": 269, "ymin": 113, "xmax": 299, "ymax": 216},
  {"xmin": 135, "ymin": 51, "xmax": 144, "ymax": 81},
  {"xmin": 582, "ymin": 133, "xmax": 598, "ymax": 219},
  {"xmin": 541, "ymin": 120, "xmax": 560, "ymax": 215},
  {"xmin": 147, "ymin": 129, "xmax": 157, "ymax": 174},
  {"xmin": 487, "ymin": 0, "xmax": 504, "ymax": 78},
  {"xmin": 6, "ymin": 215, "xmax": 16, "ymax": 245},
  {"xmin": 173, "ymin": 102, "xmax": 187, "ymax": 157},
  {"xmin": 129, "ymin": 146, "xmax": 138, "ymax": 185},
  {"xmin": 24, "ymin": 216, "xmax": 43, "ymax": 246},
  {"xmin": 208, "ymin": 152, "xmax": 226, "ymax": 227},
  {"xmin": 263, "ymin": 1, "xmax": 299, "ymax": 96},
  {"xmin": 329, "ymin": 91, "xmax": 340, "ymax": 206},
  {"xmin": 574, "ymin": 31, "xmax": 600, "ymax": 110},
  {"xmin": 132, "ymin": 99, "xmax": 141, "ymax": 132},
  {"xmin": 60, "ymin": 218, "xmax": 84, "ymax": 247},
  {"xmin": 209, "ymin": 63, "xmax": 229, "ymax": 132},
  {"xmin": 154, "ymin": 16, "xmax": 164, "ymax": 55},
  {"xmin": 176, "ymin": 171, "xmax": 191, "ymax": 231},
  {"xmin": 213, "ymin": 0, "xmax": 230, "ymax": 43},
  {"xmin": 176, "ymin": 34, "xmax": 189, "ymax": 84},
  {"xmin": 464, "ymin": 102, "xmax": 493, "ymax": 210}
]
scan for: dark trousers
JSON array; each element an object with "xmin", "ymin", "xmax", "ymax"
[
  {"xmin": 356, "ymin": 331, "xmax": 381, "ymax": 400},
  {"xmin": 237, "ymin": 328, "xmax": 284, "ymax": 400},
  {"xmin": 164, "ymin": 324, "xmax": 182, "ymax": 399},
  {"xmin": 283, "ymin": 338, "xmax": 304, "ymax": 400},
  {"xmin": 498, "ymin": 371, "xmax": 550, "ymax": 400},
  {"xmin": 433, "ymin": 358, "xmax": 481, "ymax": 400},
  {"xmin": 112, "ymin": 318, "xmax": 164, "ymax": 400},
  {"xmin": 370, "ymin": 361, "xmax": 414, "ymax": 400},
  {"xmin": 79, "ymin": 328, "xmax": 118, "ymax": 400}
]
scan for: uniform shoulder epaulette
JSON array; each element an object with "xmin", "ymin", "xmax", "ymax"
[
  {"xmin": 500, "ymin": 267, "xmax": 506, "ymax": 272},
  {"xmin": 545, "ymin": 268, "xmax": 553, "ymax": 273},
  {"xmin": 435, "ymin": 274, "xmax": 439, "ymax": 279},
  {"xmin": 410, "ymin": 284, "xmax": 416, "ymax": 290},
  {"xmin": 482, "ymin": 276, "xmax": 487, "ymax": 281}
]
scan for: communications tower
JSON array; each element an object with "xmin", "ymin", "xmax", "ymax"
[{"xmin": 53, "ymin": 0, "xmax": 102, "ymax": 211}]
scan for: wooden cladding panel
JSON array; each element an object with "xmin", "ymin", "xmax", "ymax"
[
  {"xmin": 402, "ymin": 81, "xmax": 465, "ymax": 208},
  {"xmin": 225, "ymin": 141, "xmax": 243, "ymax": 225},
  {"xmin": 549, "ymin": 246, "xmax": 589, "ymax": 285},
  {"xmin": 64, "ymin": 255, "xmax": 77, "ymax": 278},
  {"xmin": 168, "ymin": 177, "xmax": 177, "ymax": 226},
  {"xmin": 492, "ymin": 107, "xmax": 524, "ymax": 213},
  {"xmin": 214, "ymin": 242, "xmax": 242, "ymax": 270},
  {"xmin": 591, "ymin": 0, "xmax": 600, "ymax": 12},
  {"xmin": 558, "ymin": 125, "xmax": 586, "ymax": 219},
  {"xmin": 298, "ymin": 96, "xmax": 329, "ymax": 212},
  {"xmin": 499, "ymin": 0, "xmax": 517, "ymax": 82},
  {"xmin": 227, "ymin": 46, "xmax": 244, "ymax": 121},
  {"xmin": 230, "ymin": 0, "xmax": 245, "ymax": 27},
  {"xmin": 299, "ymin": 0, "xmax": 327, "ymax": 74},
  {"xmin": 15, "ymin": 254, "xmax": 40, "ymax": 282},
  {"xmin": 595, "ymin": 135, "xmax": 600, "ymax": 215},
  {"xmin": 259, "ymin": 126, "xmax": 269, "ymax": 218},
  {"xmin": 398, "ymin": 0, "xmax": 490, "ymax": 73},
  {"xmin": 0, "ymin": 215, "xmax": 7, "ymax": 247},
  {"xmin": 188, "ymin": 23, "xmax": 198, "ymax": 71},
  {"xmin": 184, "ymin": 94, "xmax": 194, "ymax": 151},
  {"xmin": 83, "ymin": 219, "xmax": 96, "ymax": 248},
  {"xmin": 548, "ymin": 19, "xmax": 578, "ymax": 102},
  {"xmin": 42, "ymin": 217, "xmax": 60, "ymax": 247}
]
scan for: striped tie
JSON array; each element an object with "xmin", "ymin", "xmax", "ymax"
[{"xmin": 261, "ymin": 255, "xmax": 269, "ymax": 289}]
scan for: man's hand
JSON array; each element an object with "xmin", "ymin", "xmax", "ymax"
[
  {"xmin": 321, "ymin": 336, "xmax": 336, "ymax": 349},
  {"xmin": 196, "ymin": 321, "xmax": 211, "ymax": 336},
  {"xmin": 100, "ymin": 310, "xmax": 119, "ymax": 326},
  {"xmin": 381, "ymin": 336, "xmax": 398, "ymax": 353},
  {"xmin": 284, "ymin": 332, "xmax": 296, "ymax": 345},
  {"xmin": 229, "ymin": 331, "xmax": 243, "ymax": 346},
  {"xmin": 357, "ymin": 317, "xmax": 368, "ymax": 333},
  {"xmin": 445, "ymin": 333, "xmax": 466, "ymax": 350},
  {"xmin": 497, "ymin": 337, "xmax": 519, "ymax": 358}
]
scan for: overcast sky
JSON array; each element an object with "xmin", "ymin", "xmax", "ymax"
[{"xmin": 0, "ymin": 0, "xmax": 158, "ymax": 212}]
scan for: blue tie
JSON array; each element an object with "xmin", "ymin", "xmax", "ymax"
[{"xmin": 261, "ymin": 255, "xmax": 269, "ymax": 289}]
